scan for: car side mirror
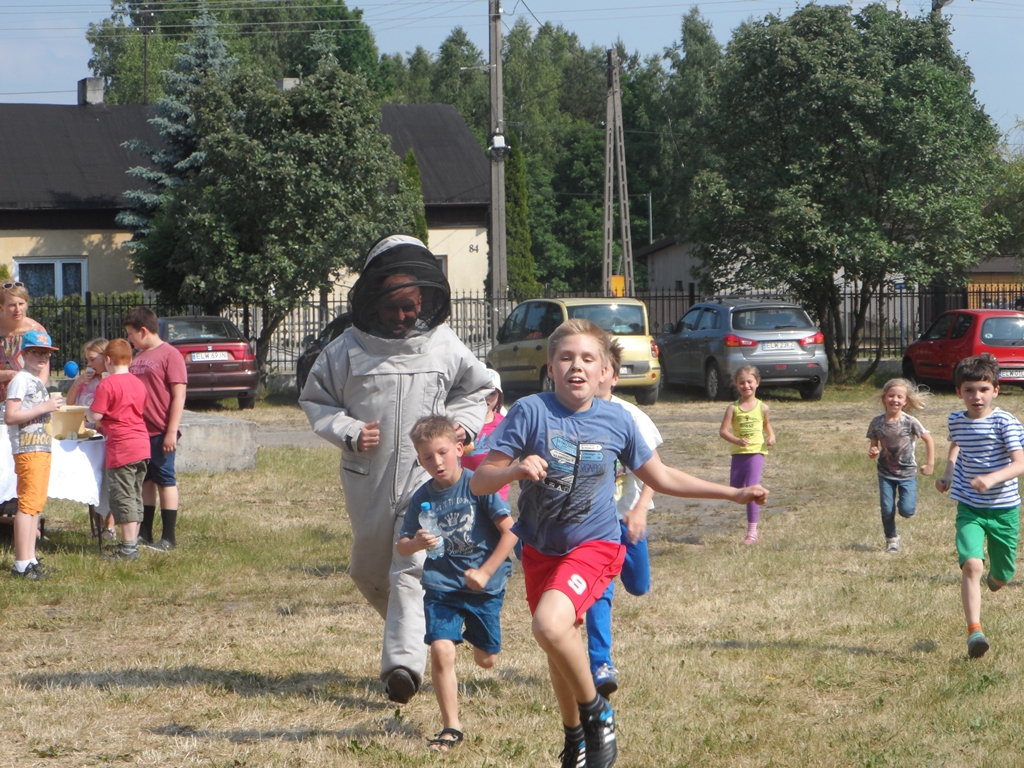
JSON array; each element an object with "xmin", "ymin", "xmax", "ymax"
[
  {"xmin": 662, "ymin": 322, "xmax": 675, "ymax": 335},
  {"xmin": 496, "ymin": 327, "xmax": 507, "ymax": 344}
]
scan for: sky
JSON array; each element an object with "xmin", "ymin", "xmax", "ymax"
[{"xmin": 0, "ymin": 0, "xmax": 1020, "ymax": 138}]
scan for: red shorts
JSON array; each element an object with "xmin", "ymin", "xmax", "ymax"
[{"xmin": 522, "ymin": 540, "xmax": 625, "ymax": 622}]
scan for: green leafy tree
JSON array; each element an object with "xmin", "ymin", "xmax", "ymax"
[
  {"xmin": 88, "ymin": 0, "xmax": 380, "ymax": 104},
  {"xmin": 402, "ymin": 150, "xmax": 429, "ymax": 245},
  {"xmin": 988, "ymin": 131, "xmax": 1024, "ymax": 260},
  {"xmin": 690, "ymin": 3, "xmax": 1003, "ymax": 378},
  {"xmin": 505, "ymin": 132, "xmax": 541, "ymax": 299},
  {"xmin": 127, "ymin": 22, "xmax": 419, "ymax": 371}
]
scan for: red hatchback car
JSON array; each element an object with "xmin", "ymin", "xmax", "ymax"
[
  {"xmin": 902, "ymin": 309, "xmax": 1024, "ymax": 387},
  {"xmin": 159, "ymin": 316, "xmax": 259, "ymax": 409}
]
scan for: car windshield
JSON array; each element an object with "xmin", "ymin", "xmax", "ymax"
[
  {"xmin": 732, "ymin": 307, "xmax": 815, "ymax": 332},
  {"xmin": 163, "ymin": 319, "xmax": 245, "ymax": 342},
  {"xmin": 565, "ymin": 304, "xmax": 646, "ymax": 335},
  {"xmin": 981, "ymin": 316, "xmax": 1024, "ymax": 347}
]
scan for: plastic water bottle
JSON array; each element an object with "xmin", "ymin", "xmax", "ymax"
[{"xmin": 418, "ymin": 502, "xmax": 445, "ymax": 559}]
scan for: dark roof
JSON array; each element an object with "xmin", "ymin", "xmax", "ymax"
[
  {"xmin": 0, "ymin": 103, "xmax": 158, "ymax": 211},
  {"xmin": 0, "ymin": 101, "xmax": 489, "ymax": 214},
  {"xmin": 634, "ymin": 235, "xmax": 678, "ymax": 261},
  {"xmin": 380, "ymin": 103, "xmax": 489, "ymax": 206}
]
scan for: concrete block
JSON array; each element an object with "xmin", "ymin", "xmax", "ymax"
[{"xmin": 177, "ymin": 410, "xmax": 257, "ymax": 473}]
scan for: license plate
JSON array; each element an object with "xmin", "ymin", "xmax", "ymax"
[
  {"xmin": 762, "ymin": 341, "xmax": 794, "ymax": 351},
  {"xmin": 192, "ymin": 351, "xmax": 229, "ymax": 361},
  {"xmin": 1001, "ymin": 369, "xmax": 1024, "ymax": 379}
]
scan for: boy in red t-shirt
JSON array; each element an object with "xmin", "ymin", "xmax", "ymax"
[
  {"xmin": 124, "ymin": 307, "xmax": 187, "ymax": 551},
  {"xmin": 87, "ymin": 339, "xmax": 150, "ymax": 561}
]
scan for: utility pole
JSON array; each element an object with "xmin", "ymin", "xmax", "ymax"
[
  {"xmin": 602, "ymin": 48, "xmax": 634, "ymax": 297},
  {"xmin": 488, "ymin": 0, "xmax": 509, "ymax": 342}
]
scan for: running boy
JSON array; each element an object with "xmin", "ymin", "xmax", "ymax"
[
  {"xmin": 4, "ymin": 330, "xmax": 62, "ymax": 580},
  {"xmin": 936, "ymin": 353, "xmax": 1024, "ymax": 658},
  {"xmin": 396, "ymin": 415, "xmax": 517, "ymax": 752},
  {"xmin": 87, "ymin": 339, "xmax": 150, "ymax": 562},
  {"xmin": 470, "ymin": 319, "xmax": 767, "ymax": 768},
  {"xmin": 585, "ymin": 339, "xmax": 661, "ymax": 697},
  {"xmin": 125, "ymin": 307, "xmax": 187, "ymax": 551}
]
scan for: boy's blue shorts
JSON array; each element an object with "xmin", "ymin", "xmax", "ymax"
[
  {"xmin": 145, "ymin": 434, "xmax": 177, "ymax": 487},
  {"xmin": 423, "ymin": 588, "xmax": 505, "ymax": 654}
]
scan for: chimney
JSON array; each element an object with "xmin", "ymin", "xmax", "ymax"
[
  {"xmin": 277, "ymin": 78, "xmax": 300, "ymax": 91},
  {"xmin": 78, "ymin": 77, "xmax": 104, "ymax": 106}
]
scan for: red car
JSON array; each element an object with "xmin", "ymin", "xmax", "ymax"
[
  {"xmin": 159, "ymin": 316, "xmax": 259, "ymax": 409},
  {"xmin": 902, "ymin": 309, "xmax": 1024, "ymax": 387}
]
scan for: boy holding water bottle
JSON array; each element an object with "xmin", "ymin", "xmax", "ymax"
[{"xmin": 396, "ymin": 415, "xmax": 517, "ymax": 752}]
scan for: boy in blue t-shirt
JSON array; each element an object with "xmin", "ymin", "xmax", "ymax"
[
  {"xmin": 936, "ymin": 353, "xmax": 1024, "ymax": 659},
  {"xmin": 397, "ymin": 415, "xmax": 516, "ymax": 752},
  {"xmin": 470, "ymin": 319, "xmax": 768, "ymax": 768}
]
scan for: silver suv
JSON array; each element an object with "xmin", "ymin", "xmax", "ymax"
[{"xmin": 657, "ymin": 299, "xmax": 828, "ymax": 400}]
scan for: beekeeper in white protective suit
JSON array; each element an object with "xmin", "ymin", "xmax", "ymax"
[{"xmin": 300, "ymin": 234, "xmax": 491, "ymax": 704}]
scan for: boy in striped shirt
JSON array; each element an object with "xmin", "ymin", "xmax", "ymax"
[{"xmin": 936, "ymin": 353, "xmax": 1024, "ymax": 658}]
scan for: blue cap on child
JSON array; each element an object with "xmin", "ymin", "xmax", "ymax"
[{"xmin": 20, "ymin": 329, "xmax": 58, "ymax": 352}]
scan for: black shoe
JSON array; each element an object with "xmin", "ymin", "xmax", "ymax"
[
  {"xmin": 11, "ymin": 563, "xmax": 44, "ymax": 581},
  {"xmin": 384, "ymin": 667, "xmax": 418, "ymax": 704},
  {"xmin": 560, "ymin": 733, "xmax": 586, "ymax": 768},
  {"xmin": 104, "ymin": 548, "xmax": 139, "ymax": 562},
  {"xmin": 141, "ymin": 539, "xmax": 176, "ymax": 552},
  {"xmin": 581, "ymin": 695, "xmax": 617, "ymax": 768}
]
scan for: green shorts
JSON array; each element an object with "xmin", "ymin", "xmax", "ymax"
[{"xmin": 955, "ymin": 502, "xmax": 1020, "ymax": 583}]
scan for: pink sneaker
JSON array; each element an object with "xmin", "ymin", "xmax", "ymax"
[{"xmin": 744, "ymin": 533, "xmax": 759, "ymax": 545}]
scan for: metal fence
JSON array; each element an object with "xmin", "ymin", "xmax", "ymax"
[{"xmin": 28, "ymin": 282, "xmax": 1024, "ymax": 374}]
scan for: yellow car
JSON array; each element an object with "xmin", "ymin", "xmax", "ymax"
[{"xmin": 487, "ymin": 298, "xmax": 661, "ymax": 404}]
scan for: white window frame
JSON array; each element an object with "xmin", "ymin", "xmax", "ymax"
[
  {"xmin": 434, "ymin": 254, "xmax": 448, "ymax": 277},
  {"xmin": 14, "ymin": 258, "xmax": 88, "ymax": 298}
]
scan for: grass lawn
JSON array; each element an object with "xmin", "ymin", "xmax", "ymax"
[{"xmin": 2, "ymin": 381, "xmax": 1024, "ymax": 766}]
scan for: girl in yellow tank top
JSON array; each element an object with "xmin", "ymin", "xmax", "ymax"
[{"xmin": 719, "ymin": 366, "xmax": 776, "ymax": 543}]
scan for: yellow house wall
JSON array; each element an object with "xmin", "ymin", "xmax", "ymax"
[
  {"xmin": 0, "ymin": 230, "xmax": 139, "ymax": 293},
  {"xmin": 430, "ymin": 227, "xmax": 488, "ymax": 295}
]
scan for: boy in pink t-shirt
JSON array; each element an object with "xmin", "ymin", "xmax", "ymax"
[
  {"xmin": 125, "ymin": 307, "xmax": 187, "ymax": 551},
  {"xmin": 88, "ymin": 339, "xmax": 150, "ymax": 561}
]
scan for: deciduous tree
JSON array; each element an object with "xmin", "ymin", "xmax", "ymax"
[{"xmin": 691, "ymin": 3, "xmax": 1003, "ymax": 377}]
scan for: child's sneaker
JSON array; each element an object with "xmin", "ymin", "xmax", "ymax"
[
  {"xmin": 559, "ymin": 733, "xmax": 586, "ymax": 768},
  {"xmin": 10, "ymin": 563, "xmax": 44, "ymax": 581},
  {"xmin": 885, "ymin": 536, "xmax": 900, "ymax": 553},
  {"xmin": 744, "ymin": 532, "xmax": 759, "ymax": 545},
  {"xmin": 580, "ymin": 695, "xmax": 617, "ymax": 768},
  {"xmin": 967, "ymin": 630, "xmax": 990, "ymax": 659},
  {"xmin": 593, "ymin": 664, "xmax": 619, "ymax": 697},
  {"xmin": 986, "ymin": 572, "xmax": 1004, "ymax": 592}
]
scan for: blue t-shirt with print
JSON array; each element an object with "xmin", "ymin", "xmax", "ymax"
[
  {"xmin": 400, "ymin": 468, "xmax": 512, "ymax": 595},
  {"xmin": 488, "ymin": 393, "xmax": 652, "ymax": 556}
]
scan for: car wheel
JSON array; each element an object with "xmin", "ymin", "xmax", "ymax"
[
  {"xmin": 800, "ymin": 379, "xmax": 825, "ymax": 401},
  {"xmin": 238, "ymin": 395, "xmax": 257, "ymax": 410},
  {"xmin": 635, "ymin": 384, "xmax": 659, "ymax": 406},
  {"xmin": 705, "ymin": 363, "xmax": 727, "ymax": 401},
  {"xmin": 902, "ymin": 358, "xmax": 918, "ymax": 384},
  {"xmin": 541, "ymin": 368, "xmax": 555, "ymax": 393}
]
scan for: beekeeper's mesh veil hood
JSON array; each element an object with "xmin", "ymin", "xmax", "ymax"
[{"xmin": 349, "ymin": 235, "xmax": 451, "ymax": 337}]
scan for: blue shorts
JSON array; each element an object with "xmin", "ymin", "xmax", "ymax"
[
  {"xmin": 145, "ymin": 434, "xmax": 177, "ymax": 487},
  {"xmin": 423, "ymin": 588, "xmax": 505, "ymax": 654}
]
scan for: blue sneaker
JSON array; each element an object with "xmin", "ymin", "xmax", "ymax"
[
  {"xmin": 581, "ymin": 695, "xmax": 617, "ymax": 768},
  {"xmin": 968, "ymin": 630, "xmax": 990, "ymax": 659},
  {"xmin": 593, "ymin": 663, "xmax": 619, "ymax": 697}
]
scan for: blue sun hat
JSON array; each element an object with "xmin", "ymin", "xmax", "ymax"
[{"xmin": 20, "ymin": 330, "xmax": 58, "ymax": 352}]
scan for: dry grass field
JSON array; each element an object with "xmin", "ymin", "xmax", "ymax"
[{"xmin": 3, "ymin": 382, "xmax": 1024, "ymax": 767}]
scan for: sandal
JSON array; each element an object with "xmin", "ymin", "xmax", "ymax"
[{"xmin": 427, "ymin": 728, "xmax": 463, "ymax": 752}]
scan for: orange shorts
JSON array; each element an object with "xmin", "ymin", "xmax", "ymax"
[{"xmin": 14, "ymin": 452, "xmax": 51, "ymax": 516}]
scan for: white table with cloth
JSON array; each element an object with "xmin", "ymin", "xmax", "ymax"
[{"xmin": 0, "ymin": 424, "xmax": 106, "ymax": 508}]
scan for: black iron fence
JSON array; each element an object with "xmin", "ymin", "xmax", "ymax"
[{"xmin": 26, "ymin": 282, "xmax": 1024, "ymax": 374}]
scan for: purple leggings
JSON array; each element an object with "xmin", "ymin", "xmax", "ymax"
[{"xmin": 730, "ymin": 453, "xmax": 765, "ymax": 524}]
